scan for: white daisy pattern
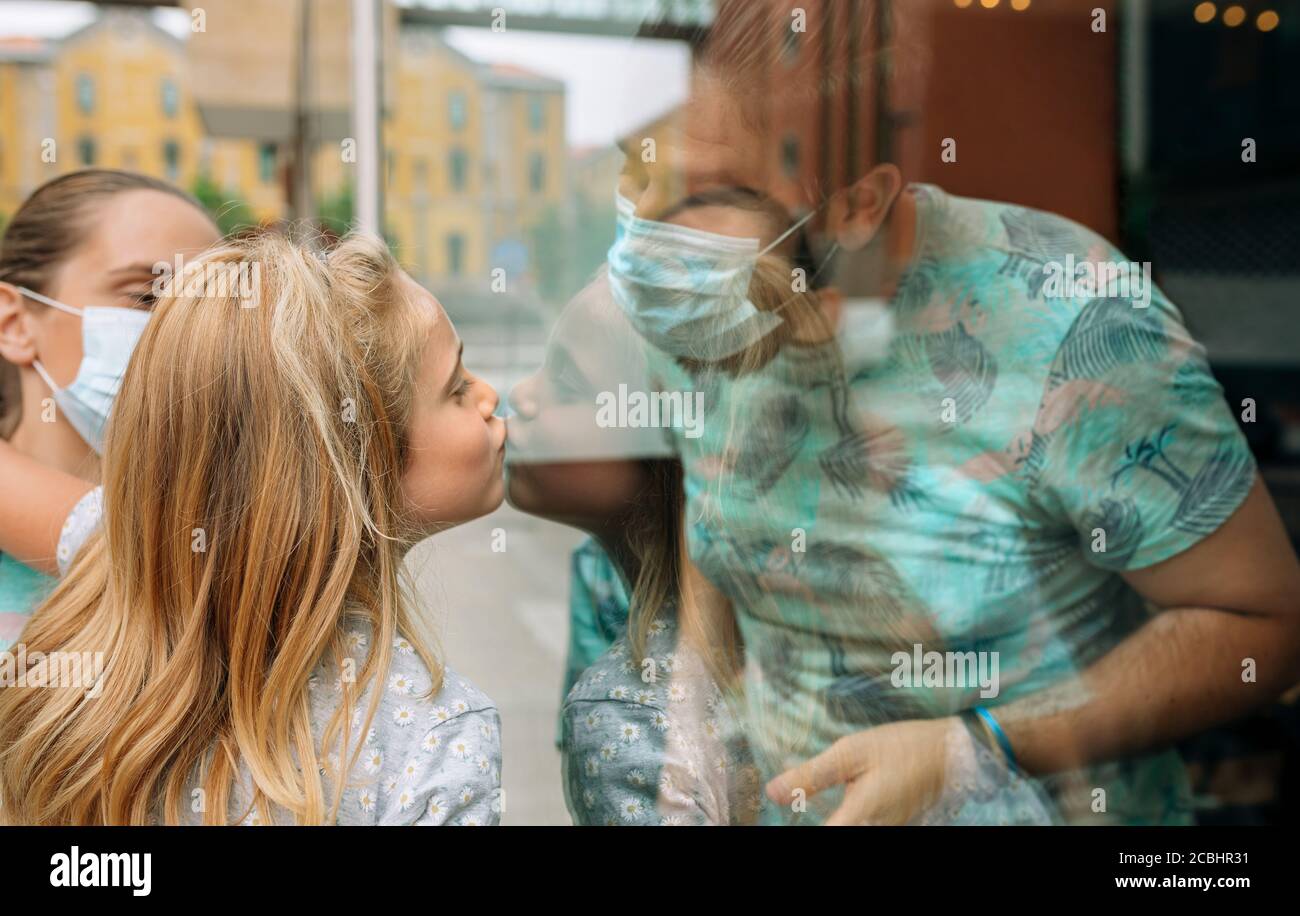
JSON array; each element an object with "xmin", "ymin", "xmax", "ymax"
[
  {"xmin": 172, "ymin": 617, "xmax": 500, "ymax": 825},
  {"xmin": 561, "ymin": 611, "xmax": 758, "ymax": 827}
]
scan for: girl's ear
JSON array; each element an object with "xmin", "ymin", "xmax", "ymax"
[
  {"xmin": 0, "ymin": 283, "xmax": 38, "ymax": 367},
  {"xmin": 826, "ymin": 165, "xmax": 904, "ymax": 253}
]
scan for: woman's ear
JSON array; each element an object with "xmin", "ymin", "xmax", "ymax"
[
  {"xmin": 0, "ymin": 283, "xmax": 38, "ymax": 367},
  {"xmin": 826, "ymin": 165, "xmax": 904, "ymax": 253}
]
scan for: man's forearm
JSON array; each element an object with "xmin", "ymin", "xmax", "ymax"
[{"xmin": 994, "ymin": 605, "xmax": 1300, "ymax": 776}]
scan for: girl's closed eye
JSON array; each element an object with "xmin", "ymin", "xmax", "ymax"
[{"xmin": 452, "ymin": 375, "xmax": 474, "ymax": 402}]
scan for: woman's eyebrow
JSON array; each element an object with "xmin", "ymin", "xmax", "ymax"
[
  {"xmin": 108, "ymin": 263, "xmax": 162, "ymax": 281},
  {"xmin": 442, "ymin": 341, "xmax": 465, "ymax": 396}
]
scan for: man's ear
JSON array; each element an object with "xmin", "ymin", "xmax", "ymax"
[
  {"xmin": 0, "ymin": 282, "xmax": 38, "ymax": 367},
  {"xmin": 826, "ymin": 165, "xmax": 904, "ymax": 253}
]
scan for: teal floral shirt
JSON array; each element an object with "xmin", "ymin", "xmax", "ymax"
[
  {"xmin": 561, "ymin": 538, "xmax": 633, "ymax": 707},
  {"xmin": 0, "ymin": 553, "xmax": 54, "ymax": 652},
  {"xmin": 634, "ymin": 184, "xmax": 1255, "ymax": 825}
]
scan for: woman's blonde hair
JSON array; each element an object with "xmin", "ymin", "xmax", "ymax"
[{"xmin": 0, "ymin": 230, "xmax": 438, "ymax": 825}]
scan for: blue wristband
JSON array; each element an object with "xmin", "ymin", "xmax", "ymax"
[{"xmin": 973, "ymin": 706, "xmax": 1020, "ymax": 773}]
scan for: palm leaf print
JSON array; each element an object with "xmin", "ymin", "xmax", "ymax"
[
  {"xmin": 892, "ymin": 255, "xmax": 940, "ymax": 313},
  {"xmin": 820, "ymin": 430, "xmax": 869, "ymax": 499},
  {"xmin": 1049, "ymin": 296, "xmax": 1167, "ymax": 385},
  {"xmin": 883, "ymin": 330, "xmax": 931, "ymax": 378},
  {"xmin": 928, "ymin": 321, "xmax": 998, "ymax": 424},
  {"xmin": 1080, "ymin": 497, "xmax": 1144, "ymax": 569},
  {"xmin": 821, "ymin": 666, "xmax": 931, "ymax": 727},
  {"xmin": 1111, "ymin": 425, "xmax": 1188, "ymax": 492},
  {"xmin": 888, "ymin": 471, "xmax": 930, "ymax": 512},
  {"xmin": 730, "ymin": 393, "xmax": 810, "ymax": 498},
  {"xmin": 1171, "ymin": 353, "xmax": 1214, "ymax": 406},
  {"xmin": 998, "ymin": 208, "xmax": 1088, "ymax": 299},
  {"xmin": 809, "ymin": 547, "xmax": 937, "ymax": 727},
  {"xmin": 815, "ymin": 542, "xmax": 922, "ymax": 624},
  {"xmin": 819, "ymin": 379, "xmax": 869, "ymax": 499},
  {"xmin": 1000, "ymin": 208, "xmax": 1083, "ymax": 263},
  {"xmin": 976, "ymin": 526, "xmax": 1076, "ymax": 595},
  {"xmin": 1173, "ymin": 443, "xmax": 1255, "ymax": 536},
  {"xmin": 1016, "ymin": 428, "xmax": 1054, "ymax": 490}
]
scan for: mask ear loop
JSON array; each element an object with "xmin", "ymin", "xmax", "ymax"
[
  {"xmin": 762, "ymin": 203, "xmax": 842, "ymax": 320},
  {"xmin": 17, "ymin": 288, "xmax": 84, "ymax": 395},
  {"xmin": 757, "ymin": 206, "xmax": 820, "ymax": 260},
  {"xmin": 17, "ymin": 286, "xmax": 83, "ymax": 318},
  {"xmin": 30, "ymin": 359, "xmax": 61, "ymax": 395}
]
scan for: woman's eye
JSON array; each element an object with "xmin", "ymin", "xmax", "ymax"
[{"xmin": 129, "ymin": 290, "xmax": 158, "ymax": 309}]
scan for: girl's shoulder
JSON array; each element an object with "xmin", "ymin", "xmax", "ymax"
[
  {"xmin": 323, "ymin": 617, "xmax": 498, "ymax": 729},
  {"xmin": 310, "ymin": 619, "xmax": 502, "ymax": 825},
  {"xmin": 57, "ymin": 485, "xmax": 104, "ymax": 576}
]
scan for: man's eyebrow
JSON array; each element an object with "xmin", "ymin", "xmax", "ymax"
[
  {"xmin": 442, "ymin": 340, "xmax": 465, "ymax": 396},
  {"xmin": 659, "ymin": 185, "xmax": 768, "ymax": 223}
]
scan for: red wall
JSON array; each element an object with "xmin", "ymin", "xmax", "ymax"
[
  {"xmin": 709, "ymin": 0, "xmax": 1121, "ymax": 242},
  {"xmin": 893, "ymin": 1, "xmax": 1120, "ymax": 241}
]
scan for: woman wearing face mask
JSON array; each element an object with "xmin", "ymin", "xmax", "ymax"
[{"xmin": 0, "ymin": 170, "xmax": 220, "ymax": 647}]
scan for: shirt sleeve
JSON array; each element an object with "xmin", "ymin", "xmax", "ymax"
[
  {"xmin": 57, "ymin": 486, "xmax": 103, "ymax": 576},
  {"xmin": 402, "ymin": 704, "xmax": 503, "ymax": 826},
  {"xmin": 1028, "ymin": 276, "xmax": 1256, "ymax": 571}
]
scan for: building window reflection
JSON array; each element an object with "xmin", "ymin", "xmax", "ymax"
[
  {"xmin": 449, "ymin": 148, "xmax": 469, "ymax": 192},
  {"xmin": 446, "ymin": 233, "xmax": 465, "ymax": 276},
  {"xmin": 75, "ymin": 73, "xmax": 94, "ymax": 114}
]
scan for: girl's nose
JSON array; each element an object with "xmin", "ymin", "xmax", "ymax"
[{"xmin": 480, "ymin": 379, "xmax": 500, "ymax": 419}]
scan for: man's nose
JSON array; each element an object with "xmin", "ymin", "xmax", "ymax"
[
  {"xmin": 508, "ymin": 375, "xmax": 539, "ymax": 420},
  {"xmin": 636, "ymin": 141, "xmax": 684, "ymax": 222}
]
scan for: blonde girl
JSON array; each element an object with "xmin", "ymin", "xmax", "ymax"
[{"xmin": 0, "ymin": 230, "xmax": 507, "ymax": 825}]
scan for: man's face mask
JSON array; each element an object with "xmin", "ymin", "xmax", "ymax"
[
  {"xmin": 19, "ymin": 286, "xmax": 150, "ymax": 454},
  {"xmin": 607, "ymin": 192, "xmax": 818, "ymax": 360}
]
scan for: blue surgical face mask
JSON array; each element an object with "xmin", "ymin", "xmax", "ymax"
[
  {"xmin": 19, "ymin": 286, "xmax": 150, "ymax": 454},
  {"xmin": 607, "ymin": 193, "xmax": 817, "ymax": 360}
]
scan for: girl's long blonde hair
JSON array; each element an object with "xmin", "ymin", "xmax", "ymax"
[{"xmin": 0, "ymin": 230, "xmax": 438, "ymax": 825}]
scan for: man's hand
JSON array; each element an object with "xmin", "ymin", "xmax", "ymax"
[{"xmin": 765, "ymin": 717, "xmax": 957, "ymax": 825}]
